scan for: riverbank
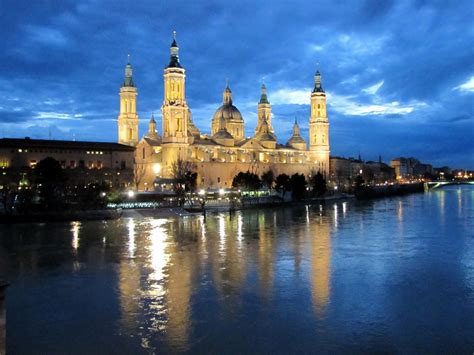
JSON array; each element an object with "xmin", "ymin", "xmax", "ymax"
[
  {"xmin": 354, "ymin": 183, "xmax": 424, "ymax": 199},
  {"xmin": 0, "ymin": 186, "xmax": 423, "ymax": 223}
]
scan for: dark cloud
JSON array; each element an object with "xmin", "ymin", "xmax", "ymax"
[{"xmin": 0, "ymin": 0, "xmax": 473, "ymax": 168}]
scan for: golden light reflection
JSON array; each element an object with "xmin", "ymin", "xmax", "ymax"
[
  {"xmin": 311, "ymin": 217, "xmax": 331, "ymax": 317},
  {"xmin": 218, "ymin": 214, "xmax": 226, "ymax": 253},
  {"xmin": 237, "ymin": 213, "xmax": 243, "ymax": 245},
  {"xmin": 148, "ymin": 219, "xmax": 169, "ymax": 292},
  {"xmin": 342, "ymin": 201, "xmax": 347, "ymax": 217},
  {"xmin": 205, "ymin": 213, "xmax": 247, "ymax": 309},
  {"xmin": 397, "ymin": 200, "xmax": 403, "ymax": 222},
  {"xmin": 127, "ymin": 219, "xmax": 136, "ymax": 258},
  {"xmin": 333, "ymin": 204, "xmax": 338, "ymax": 229},
  {"xmin": 164, "ymin": 219, "xmax": 195, "ymax": 351},
  {"xmin": 70, "ymin": 221, "xmax": 81, "ymax": 251},
  {"xmin": 199, "ymin": 215, "xmax": 206, "ymax": 241}
]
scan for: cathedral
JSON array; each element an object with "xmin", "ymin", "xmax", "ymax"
[{"xmin": 118, "ymin": 33, "xmax": 330, "ymax": 191}]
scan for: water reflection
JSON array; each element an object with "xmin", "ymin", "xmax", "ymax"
[
  {"xmin": 70, "ymin": 221, "xmax": 81, "ymax": 251},
  {"xmin": 258, "ymin": 212, "xmax": 275, "ymax": 299},
  {"xmin": 2, "ymin": 188, "xmax": 474, "ymax": 353},
  {"xmin": 127, "ymin": 219, "xmax": 136, "ymax": 258},
  {"xmin": 309, "ymin": 212, "xmax": 331, "ymax": 317}
]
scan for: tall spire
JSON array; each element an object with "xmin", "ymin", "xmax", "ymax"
[
  {"xmin": 167, "ymin": 30, "xmax": 182, "ymax": 68},
  {"xmin": 223, "ymin": 82, "xmax": 232, "ymax": 105},
  {"xmin": 123, "ymin": 54, "xmax": 134, "ymax": 87},
  {"xmin": 293, "ymin": 118, "xmax": 300, "ymax": 136},
  {"xmin": 259, "ymin": 83, "xmax": 269, "ymax": 104},
  {"xmin": 147, "ymin": 113, "xmax": 159, "ymax": 140},
  {"xmin": 313, "ymin": 70, "xmax": 324, "ymax": 93}
]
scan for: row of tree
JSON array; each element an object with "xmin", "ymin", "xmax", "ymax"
[{"xmin": 232, "ymin": 170, "xmax": 327, "ymax": 200}]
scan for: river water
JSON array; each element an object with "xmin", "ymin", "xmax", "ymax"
[{"xmin": 0, "ymin": 187, "xmax": 473, "ymax": 353}]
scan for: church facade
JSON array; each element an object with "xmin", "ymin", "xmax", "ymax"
[{"xmin": 119, "ymin": 34, "xmax": 330, "ymax": 191}]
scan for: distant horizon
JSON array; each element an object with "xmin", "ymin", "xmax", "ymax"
[{"xmin": 1, "ymin": 0, "xmax": 473, "ymax": 169}]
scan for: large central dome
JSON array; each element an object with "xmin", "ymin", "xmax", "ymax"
[
  {"xmin": 211, "ymin": 85, "xmax": 245, "ymax": 141},
  {"xmin": 212, "ymin": 103, "xmax": 243, "ymax": 122}
]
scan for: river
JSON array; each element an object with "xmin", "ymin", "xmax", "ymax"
[{"xmin": 1, "ymin": 187, "xmax": 473, "ymax": 353}]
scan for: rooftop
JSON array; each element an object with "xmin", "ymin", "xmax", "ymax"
[{"xmin": 0, "ymin": 138, "xmax": 135, "ymax": 151}]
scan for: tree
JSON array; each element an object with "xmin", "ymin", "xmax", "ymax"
[
  {"xmin": 354, "ymin": 175, "xmax": 365, "ymax": 188},
  {"xmin": 67, "ymin": 181, "xmax": 111, "ymax": 210},
  {"xmin": 232, "ymin": 171, "xmax": 261, "ymax": 191},
  {"xmin": 261, "ymin": 170, "xmax": 275, "ymax": 190},
  {"xmin": 362, "ymin": 168, "xmax": 375, "ymax": 185},
  {"xmin": 275, "ymin": 174, "xmax": 291, "ymax": 196},
  {"xmin": 34, "ymin": 157, "xmax": 66, "ymax": 209},
  {"xmin": 290, "ymin": 173, "xmax": 307, "ymax": 200},
  {"xmin": 170, "ymin": 159, "xmax": 197, "ymax": 201},
  {"xmin": 310, "ymin": 171, "xmax": 327, "ymax": 197},
  {"xmin": 133, "ymin": 161, "xmax": 147, "ymax": 190}
]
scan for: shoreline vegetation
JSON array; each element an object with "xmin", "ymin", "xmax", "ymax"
[{"xmin": 0, "ymin": 183, "xmax": 426, "ymax": 224}]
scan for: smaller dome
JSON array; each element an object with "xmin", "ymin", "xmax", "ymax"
[
  {"xmin": 213, "ymin": 129, "xmax": 234, "ymax": 140},
  {"xmin": 287, "ymin": 135, "xmax": 306, "ymax": 145}
]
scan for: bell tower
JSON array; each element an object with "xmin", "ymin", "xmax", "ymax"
[
  {"xmin": 118, "ymin": 55, "xmax": 139, "ymax": 146},
  {"xmin": 255, "ymin": 84, "xmax": 275, "ymax": 138},
  {"xmin": 309, "ymin": 70, "xmax": 330, "ymax": 174},
  {"xmin": 161, "ymin": 31, "xmax": 192, "ymax": 144}
]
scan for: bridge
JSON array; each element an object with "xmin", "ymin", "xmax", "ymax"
[{"xmin": 424, "ymin": 181, "xmax": 474, "ymax": 191}]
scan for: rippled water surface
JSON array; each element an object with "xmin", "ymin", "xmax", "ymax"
[{"xmin": 1, "ymin": 187, "xmax": 474, "ymax": 353}]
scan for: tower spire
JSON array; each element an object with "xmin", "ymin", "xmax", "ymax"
[
  {"xmin": 223, "ymin": 82, "xmax": 232, "ymax": 105},
  {"xmin": 259, "ymin": 83, "xmax": 269, "ymax": 104},
  {"xmin": 313, "ymin": 70, "xmax": 324, "ymax": 93},
  {"xmin": 167, "ymin": 31, "xmax": 182, "ymax": 68},
  {"xmin": 123, "ymin": 55, "xmax": 134, "ymax": 87}
]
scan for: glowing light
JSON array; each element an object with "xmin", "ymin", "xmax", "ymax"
[
  {"xmin": 237, "ymin": 213, "xmax": 243, "ymax": 243},
  {"xmin": 218, "ymin": 214, "xmax": 226, "ymax": 252},
  {"xmin": 153, "ymin": 163, "xmax": 161, "ymax": 175},
  {"xmin": 127, "ymin": 190, "xmax": 135, "ymax": 198},
  {"xmin": 127, "ymin": 219, "xmax": 135, "ymax": 258},
  {"xmin": 219, "ymin": 188, "xmax": 225, "ymax": 195},
  {"xmin": 198, "ymin": 189, "xmax": 206, "ymax": 196},
  {"xmin": 70, "ymin": 221, "xmax": 81, "ymax": 250}
]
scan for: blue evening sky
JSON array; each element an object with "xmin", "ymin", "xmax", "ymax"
[{"xmin": 1, "ymin": 0, "xmax": 473, "ymax": 168}]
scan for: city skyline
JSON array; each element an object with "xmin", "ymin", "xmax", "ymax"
[{"xmin": 1, "ymin": 0, "xmax": 473, "ymax": 169}]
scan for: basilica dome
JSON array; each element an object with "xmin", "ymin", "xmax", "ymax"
[
  {"xmin": 212, "ymin": 102, "xmax": 244, "ymax": 123},
  {"xmin": 211, "ymin": 84, "xmax": 245, "ymax": 141}
]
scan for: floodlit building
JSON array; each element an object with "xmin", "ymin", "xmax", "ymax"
[
  {"xmin": 125, "ymin": 33, "xmax": 331, "ymax": 191},
  {"xmin": 0, "ymin": 138, "xmax": 134, "ymax": 189}
]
